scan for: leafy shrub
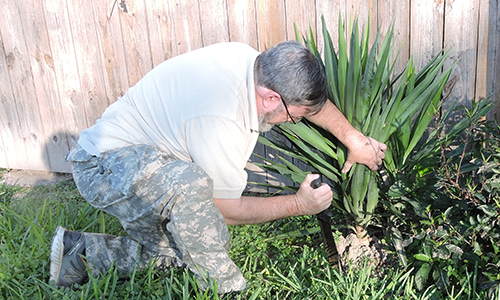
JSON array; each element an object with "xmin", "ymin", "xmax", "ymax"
[
  {"xmin": 385, "ymin": 102, "xmax": 499, "ymax": 296},
  {"xmin": 256, "ymin": 17, "xmax": 499, "ymax": 296},
  {"xmin": 258, "ymin": 18, "xmax": 451, "ymax": 239}
]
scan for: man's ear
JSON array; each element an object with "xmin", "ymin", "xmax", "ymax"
[{"xmin": 255, "ymin": 86, "xmax": 281, "ymax": 111}]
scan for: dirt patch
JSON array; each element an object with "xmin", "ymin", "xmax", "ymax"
[
  {"xmin": 1, "ymin": 169, "xmax": 72, "ymax": 187},
  {"xmin": 335, "ymin": 233, "xmax": 387, "ymax": 269}
]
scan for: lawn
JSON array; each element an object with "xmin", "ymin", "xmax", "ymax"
[{"xmin": 0, "ymin": 176, "xmax": 496, "ymax": 300}]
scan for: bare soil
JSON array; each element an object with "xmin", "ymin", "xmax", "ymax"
[{"xmin": 1, "ymin": 169, "xmax": 72, "ymax": 187}]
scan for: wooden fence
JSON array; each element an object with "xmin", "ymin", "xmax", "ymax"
[{"xmin": 0, "ymin": 0, "xmax": 499, "ymax": 173}]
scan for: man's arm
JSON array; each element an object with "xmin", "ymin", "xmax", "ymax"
[
  {"xmin": 213, "ymin": 174, "xmax": 332, "ymax": 225},
  {"xmin": 306, "ymin": 100, "xmax": 387, "ymax": 172}
]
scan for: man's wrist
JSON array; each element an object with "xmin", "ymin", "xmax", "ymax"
[
  {"xmin": 343, "ymin": 128, "xmax": 364, "ymax": 149},
  {"xmin": 287, "ymin": 194, "xmax": 302, "ymax": 217}
]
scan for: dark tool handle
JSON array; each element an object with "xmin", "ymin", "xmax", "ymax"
[
  {"xmin": 310, "ymin": 175, "xmax": 337, "ymax": 263},
  {"xmin": 310, "ymin": 176, "xmax": 322, "ymax": 189},
  {"xmin": 310, "ymin": 175, "xmax": 331, "ymax": 218}
]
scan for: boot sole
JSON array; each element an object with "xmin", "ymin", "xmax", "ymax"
[{"xmin": 49, "ymin": 226, "xmax": 65, "ymax": 286}]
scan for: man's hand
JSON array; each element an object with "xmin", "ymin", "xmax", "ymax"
[
  {"xmin": 342, "ymin": 131, "xmax": 387, "ymax": 173},
  {"xmin": 305, "ymin": 101, "xmax": 387, "ymax": 173},
  {"xmin": 294, "ymin": 174, "xmax": 332, "ymax": 215},
  {"xmin": 213, "ymin": 175, "xmax": 332, "ymax": 225}
]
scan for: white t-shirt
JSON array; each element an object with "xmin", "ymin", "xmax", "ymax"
[{"xmin": 78, "ymin": 42, "xmax": 260, "ymax": 199}]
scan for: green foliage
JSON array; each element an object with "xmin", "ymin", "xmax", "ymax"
[
  {"xmin": 258, "ymin": 17, "xmax": 451, "ymax": 227},
  {"xmin": 1, "ymin": 180, "xmax": 496, "ymax": 298},
  {"xmin": 385, "ymin": 104, "xmax": 500, "ymax": 296},
  {"xmin": 257, "ymin": 18, "xmax": 499, "ymax": 296}
]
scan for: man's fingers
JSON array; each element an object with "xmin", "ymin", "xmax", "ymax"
[
  {"xmin": 379, "ymin": 143, "xmax": 387, "ymax": 151},
  {"xmin": 341, "ymin": 161, "xmax": 354, "ymax": 173},
  {"xmin": 304, "ymin": 173, "xmax": 320, "ymax": 183},
  {"xmin": 314, "ymin": 184, "xmax": 331, "ymax": 194}
]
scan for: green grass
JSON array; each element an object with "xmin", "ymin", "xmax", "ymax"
[{"xmin": 0, "ymin": 180, "xmax": 496, "ymax": 299}]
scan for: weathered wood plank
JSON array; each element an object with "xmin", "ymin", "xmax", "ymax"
[
  {"xmin": 0, "ymin": 23, "xmax": 26, "ymax": 169},
  {"xmin": 66, "ymin": 0, "xmax": 111, "ymax": 127},
  {"xmin": 92, "ymin": 0, "xmax": 129, "ymax": 100},
  {"xmin": 199, "ymin": 0, "xmax": 230, "ymax": 46},
  {"xmin": 494, "ymin": 0, "xmax": 500, "ymax": 121},
  {"xmin": 0, "ymin": 29, "xmax": 10, "ymax": 168},
  {"xmin": 144, "ymin": 0, "xmax": 175, "ymax": 65},
  {"xmin": 255, "ymin": 0, "xmax": 286, "ymax": 50},
  {"xmin": 43, "ymin": 1, "xmax": 87, "ymax": 149},
  {"xmin": 316, "ymin": 0, "xmax": 346, "ymax": 55},
  {"xmin": 0, "ymin": 0, "xmax": 48, "ymax": 171},
  {"xmin": 17, "ymin": 0, "xmax": 71, "ymax": 172},
  {"xmin": 475, "ymin": 0, "xmax": 494, "ymax": 105},
  {"xmin": 345, "ymin": 0, "xmax": 377, "ymax": 45},
  {"xmin": 227, "ymin": 0, "xmax": 258, "ymax": 48},
  {"xmin": 285, "ymin": 0, "xmax": 317, "ymax": 41},
  {"xmin": 118, "ymin": 0, "xmax": 154, "ymax": 86},
  {"xmin": 377, "ymin": 0, "xmax": 410, "ymax": 74},
  {"xmin": 168, "ymin": 0, "xmax": 204, "ymax": 56},
  {"xmin": 410, "ymin": 0, "xmax": 444, "ymax": 70},
  {"xmin": 443, "ymin": 0, "xmax": 480, "ymax": 112}
]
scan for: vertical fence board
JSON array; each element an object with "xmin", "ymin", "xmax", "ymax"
[
  {"xmin": 66, "ymin": 0, "xmax": 111, "ymax": 127},
  {"xmin": 168, "ymin": 0, "xmax": 203, "ymax": 56},
  {"xmin": 255, "ymin": 0, "xmax": 286, "ymax": 50},
  {"xmin": 285, "ymin": 0, "xmax": 317, "ymax": 41},
  {"xmin": 495, "ymin": 0, "xmax": 500, "ymax": 121},
  {"xmin": 199, "ymin": 0, "xmax": 230, "ymax": 46},
  {"xmin": 145, "ymin": 1, "xmax": 175, "ymax": 66},
  {"xmin": 443, "ymin": 0, "xmax": 480, "ymax": 112},
  {"xmin": 495, "ymin": 0, "xmax": 499, "ymax": 122},
  {"xmin": 410, "ymin": 0, "xmax": 444, "ymax": 70},
  {"xmin": 18, "ymin": 0, "xmax": 71, "ymax": 172},
  {"xmin": 316, "ymin": 0, "xmax": 346, "ymax": 55},
  {"xmin": 146, "ymin": 1, "xmax": 169, "ymax": 65},
  {"xmin": 0, "ymin": 0, "xmax": 48, "ymax": 170},
  {"xmin": 119, "ymin": 0, "xmax": 153, "ymax": 86},
  {"xmin": 43, "ymin": 1, "xmax": 88, "ymax": 148},
  {"xmin": 378, "ymin": 0, "xmax": 410, "ymax": 74},
  {"xmin": 345, "ymin": 0, "xmax": 377, "ymax": 44},
  {"xmin": 475, "ymin": 0, "xmax": 494, "ymax": 103},
  {"xmin": 0, "ymin": 24, "xmax": 26, "ymax": 169},
  {"xmin": 92, "ymin": 0, "xmax": 129, "ymax": 101},
  {"xmin": 227, "ymin": 0, "xmax": 258, "ymax": 48}
]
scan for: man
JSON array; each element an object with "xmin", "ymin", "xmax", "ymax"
[{"xmin": 49, "ymin": 41, "xmax": 386, "ymax": 293}]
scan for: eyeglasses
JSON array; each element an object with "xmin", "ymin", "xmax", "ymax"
[{"xmin": 279, "ymin": 96, "xmax": 298, "ymax": 124}]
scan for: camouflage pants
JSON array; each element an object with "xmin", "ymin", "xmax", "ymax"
[{"xmin": 67, "ymin": 144, "xmax": 246, "ymax": 293}]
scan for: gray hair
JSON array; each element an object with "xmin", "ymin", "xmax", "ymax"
[{"xmin": 254, "ymin": 41, "xmax": 327, "ymax": 113}]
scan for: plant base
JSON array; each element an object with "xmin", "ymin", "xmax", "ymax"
[{"xmin": 335, "ymin": 233, "xmax": 386, "ymax": 269}]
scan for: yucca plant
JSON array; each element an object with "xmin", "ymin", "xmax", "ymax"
[{"xmin": 258, "ymin": 17, "xmax": 452, "ymax": 252}]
